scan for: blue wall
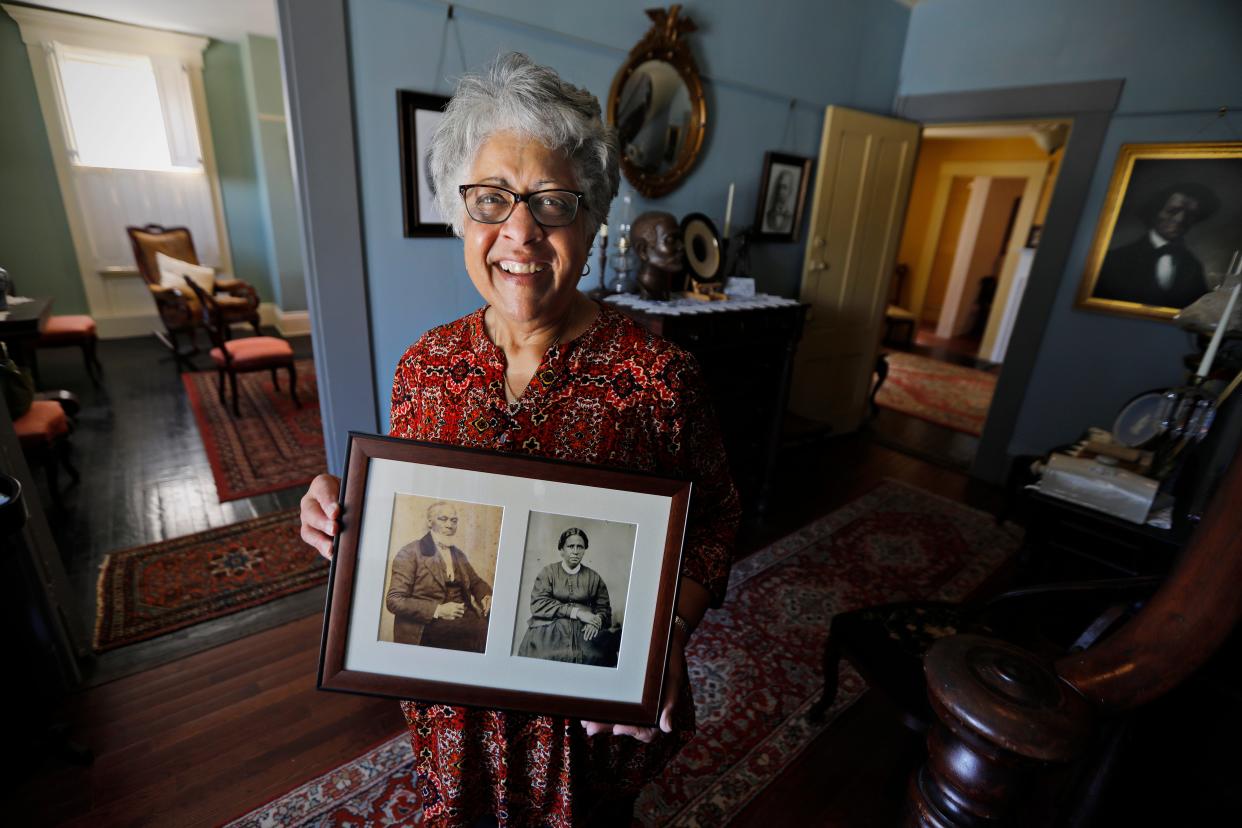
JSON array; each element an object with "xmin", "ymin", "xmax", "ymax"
[
  {"xmin": 204, "ymin": 40, "xmax": 275, "ymax": 303},
  {"xmin": 0, "ymin": 14, "xmax": 86, "ymax": 312},
  {"xmin": 242, "ymin": 34, "xmax": 307, "ymax": 312},
  {"xmin": 347, "ymin": 0, "xmax": 910, "ymax": 426},
  {"xmin": 900, "ymin": 0, "xmax": 1242, "ymax": 456}
]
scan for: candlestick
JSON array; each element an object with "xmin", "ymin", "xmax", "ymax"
[
  {"xmin": 723, "ymin": 182, "xmax": 735, "ymax": 238},
  {"xmin": 1198, "ymin": 282, "xmax": 1240, "ymax": 378}
]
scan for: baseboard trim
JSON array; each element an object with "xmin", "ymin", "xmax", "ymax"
[
  {"xmin": 95, "ymin": 306, "xmax": 310, "ymax": 339},
  {"xmin": 97, "ymin": 312, "xmax": 161, "ymax": 340},
  {"xmin": 276, "ymin": 308, "xmax": 311, "ymax": 337}
]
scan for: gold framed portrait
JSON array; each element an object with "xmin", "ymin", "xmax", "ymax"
[{"xmin": 1077, "ymin": 142, "xmax": 1242, "ymax": 320}]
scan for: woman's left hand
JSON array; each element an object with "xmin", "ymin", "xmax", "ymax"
[{"xmin": 581, "ymin": 637, "xmax": 687, "ymax": 742}]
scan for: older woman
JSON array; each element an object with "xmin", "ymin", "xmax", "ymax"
[
  {"xmin": 300, "ymin": 53, "xmax": 739, "ymax": 827},
  {"xmin": 518, "ymin": 527, "xmax": 619, "ymax": 667}
]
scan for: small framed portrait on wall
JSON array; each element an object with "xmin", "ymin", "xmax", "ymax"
[
  {"xmin": 397, "ymin": 90, "xmax": 453, "ymax": 237},
  {"xmin": 1077, "ymin": 142, "xmax": 1242, "ymax": 320},
  {"xmin": 318, "ymin": 434, "xmax": 690, "ymax": 726},
  {"xmin": 752, "ymin": 151, "xmax": 813, "ymax": 242}
]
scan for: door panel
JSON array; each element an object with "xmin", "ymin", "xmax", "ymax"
[{"xmin": 791, "ymin": 106, "xmax": 920, "ymax": 432}]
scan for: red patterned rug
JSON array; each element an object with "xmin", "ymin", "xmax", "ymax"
[
  {"xmin": 225, "ymin": 481, "xmax": 1018, "ymax": 827},
  {"xmin": 182, "ymin": 357, "xmax": 326, "ymax": 502},
  {"xmin": 94, "ymin": 508, "xmax": 326, "ymax": 652},
  {"xmin": 874, "ymin": 351, "xmax": 997, "ymax": 436}
]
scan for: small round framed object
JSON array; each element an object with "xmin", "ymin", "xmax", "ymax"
[{"xmin": 680, "ymin": 212, "xmax": 722, "ymax": 283}]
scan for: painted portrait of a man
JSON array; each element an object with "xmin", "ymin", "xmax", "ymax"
[{"xmin": 1082, "ymin": 147, "xmax": 1242, "ymax": 317}]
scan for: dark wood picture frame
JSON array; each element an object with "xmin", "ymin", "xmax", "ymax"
[
  {"xmin": 752, "ymin": 151, "xmax": 813, "ymax": 243},
  {"xmin": 318, "ymin": 433, "xmax": 691, "ymax": 725},
  {"xmin": 398, "ymin": 90, "xmax": 453, "ymax": 237}
]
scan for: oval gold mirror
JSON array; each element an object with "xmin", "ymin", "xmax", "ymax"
[{"xmin": 607, "ymin": 5, "xmax": 706, "ymax": 199}]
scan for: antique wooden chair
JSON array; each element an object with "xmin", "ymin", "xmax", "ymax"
[
  {"xmin": 183, "ymin": 278, "xmax": 298, "ymax": 417},
  {"xmin": 883, "ymin": 263, "xmax": 917, "ymax": 348},
  {"xmin": 904, "ymin": 444, "xmax": 1242, "ymax": 826},
  {"xmin": 34, "ymin": 315, "xmax": 103, "ymax": 387},
  {"xmin": 126, "ymin": 224, "xmax": 261, "ymax": 367},
  {"xmin": 13, "ymin": 392, "xmax": 80, "ymax": 511}
]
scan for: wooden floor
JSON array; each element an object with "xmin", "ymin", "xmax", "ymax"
[
  {"xmin": 14, "ymin": 353, "xmax": 1240, "ymax": 824},
  {"xmin": 32, "ymin": 334, "xmax": 320, "ymax": 685},
  {"xmin": 12, "ymin": 389, "xmax": 1008, "ymax": 827}
]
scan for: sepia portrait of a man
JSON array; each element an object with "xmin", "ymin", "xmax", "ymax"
[{"xmin": 379, "ymin": 496, "xmax": 502, "ymax": 653}]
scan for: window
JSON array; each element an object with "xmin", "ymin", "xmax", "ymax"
[{"xmin": 53, "ymin": 44, "xmax": 202, "ymax": 172}]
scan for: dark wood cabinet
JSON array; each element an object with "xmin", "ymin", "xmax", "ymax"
[{"xmin": 608, "ymin": 299, "xmax": 809, "ymax": 515}]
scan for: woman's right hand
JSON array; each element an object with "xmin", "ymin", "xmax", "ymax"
[{"xmin": 300, "ymin": 473, "xmax": 342, "ymax": 561}]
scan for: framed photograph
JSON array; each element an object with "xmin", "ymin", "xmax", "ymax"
[
  {"xmin": 1077, "ymin": 142, "xmax": 1242, "ymax": 320},
  {"xmin": 398, "ymin": 90, "xmax": 453, "ymax": 237},
  {"xmin": 752, "ymin": 151, "xmax": 813, "ymax": 242},
  {"xmin": 318, "ymin": 434, "xmax": 691, "ymax": 725}
]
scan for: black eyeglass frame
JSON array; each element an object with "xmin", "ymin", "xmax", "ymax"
[{"xmin": 457, "ymin": 184, "xmax": 587, "ymax": 227}]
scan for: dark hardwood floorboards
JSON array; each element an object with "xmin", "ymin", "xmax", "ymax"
[
  {"xmin": 12, "ymin": 425, "xmax": 1004, "ymax": 827},
  {"xmin": 30, "ymin": 332, "xmax": 319, "ymax": 685}
]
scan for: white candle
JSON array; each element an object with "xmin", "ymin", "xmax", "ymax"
[
  {"xmin": 723, "ymin": 182, "xmax": 735, "ymax": 238},
  {"xmin": 1198, "ymin": 282, "xmax": 1241, "ymax": 378}
]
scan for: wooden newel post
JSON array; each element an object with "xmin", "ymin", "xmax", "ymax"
[{"xmin": 907, "ymin": 635, "xmax": 1092, "ymax": 827}]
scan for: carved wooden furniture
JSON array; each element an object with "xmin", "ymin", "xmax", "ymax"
[
  {"xmin": 0, "ymin": 295, "xmax": 52, "ymax": 375},
  {"xmin": 14, "ymin": 393, "xmax": 80, "ymax": 511},
  {"xmin": 809, "ymin": 576, "xmax": 1160, "ymax": 733},
  {"xmin": 126, "ymin": 224, "xmax": 261, "ymax": 367},
  {"xmin": 35, "ymin": 315, "xmax": 103, "ymax": 386},
  {"xmin": 183, "ymin": 278, "xmax": 298, "ymax": 417},
  {"xmin": 907, "ymin": 444, "xmax": 1242, "ymax": 826},
  {"xmin": 607, "ymin": 298, "xmax": 808, "ymax": 514},
  {"xmin": 884, "ymin": 264, "xmax": 916, "ymax": 348}
]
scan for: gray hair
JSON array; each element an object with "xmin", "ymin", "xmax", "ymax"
[{"xmin": 429, "ymin": 52, "xmax": 620, "ymax": 237}]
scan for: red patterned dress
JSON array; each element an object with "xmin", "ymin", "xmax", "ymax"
[{"xmin": 389, "ymin": 303, "xmax": 740, "ymax": 827}]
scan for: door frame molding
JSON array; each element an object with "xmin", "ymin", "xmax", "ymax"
[
  {"xmin": 912, "ymin": 161, "xmax": 1047, "ymax": 352},
  {"xmin": 895, "ymin": 79, "xmax": 1124, "ymax": 483},
  {"xmin": 278, "ymin": 0, "xmax": 379, "ymax": 472}
]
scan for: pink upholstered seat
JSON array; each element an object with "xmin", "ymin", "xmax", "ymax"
[
  {"xmin": 38, "ymin": 315, "xmax": 97, "ymax": 344},
  {"xmin": 210, "ymin": 336, "xmax": 295, "ymax": 369},
  {"xmin": 35, "ymin": 314, "xmax": 103, "ymax": 385},
  {"xmin": 14, "ymin": 400, "xmax": 70, "ymax": 448}
]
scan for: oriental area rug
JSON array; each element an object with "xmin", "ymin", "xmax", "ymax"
[
  {"xmin": 226, "ymin": 481, "xmax": 1019, "ymax": 827},
  {"xmin": 93, "ymin": 508, "xmax": 325, "ymax": 651},
  {"xmin": 182, "ymin": 358, "xmax": 326, "ymax": 502},
  {"xmin": 874, "ymin": 351, "xmax": 997, "ymax": 436}
]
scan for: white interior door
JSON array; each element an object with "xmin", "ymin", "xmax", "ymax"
[{"xmin": 790, "ymin": 106, "xmax": 921, "ymax": 432}]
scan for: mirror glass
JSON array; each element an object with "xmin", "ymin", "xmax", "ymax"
[{"xmin": 615, "ymin": 60, "xmax": 694, "ymax": 175}]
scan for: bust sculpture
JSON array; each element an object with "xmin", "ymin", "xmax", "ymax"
[{"xmin": 631, "ymin": 211, "xmax": 685, "ymax": 301}]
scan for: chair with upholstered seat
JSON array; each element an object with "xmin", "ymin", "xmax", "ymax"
[
  {"xmin": 35, "ymin": 314, "xmax": 103, "ymax": 386},
  {"xmin": 182, "ymin": 278, "xmax": 299, "ymax": 417},
  {"xmin": 14, "ymin": 395, "xmax": 80, "ymax": 511},
  {"xmin": 126, "ymin": 224, "xmax": 261, "ymax": 368},
  {"xmin": 883, "ymin": 263, "xmax": 916, "ymax": 348}
]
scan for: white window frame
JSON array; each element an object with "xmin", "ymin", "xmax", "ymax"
[{"xmin": 3, "ymin": 4, "xmax": 234, "ymax": 337}]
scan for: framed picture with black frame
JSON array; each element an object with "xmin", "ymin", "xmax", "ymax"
[
  {"xmin": 318, "ymin": 433, "xmax": 691, "ymax": 725},
  {"xmin": 398, "ymin": 90, "xmax": 454, "ymax": 237},
  {"xmin": 752, "ymin": 151, "xmax": 813, "ymax": 242}
]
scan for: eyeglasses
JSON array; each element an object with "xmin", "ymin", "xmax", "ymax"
[{"xmin": 458, "ymin": 185, "xmax": 585, "ymax": 227}]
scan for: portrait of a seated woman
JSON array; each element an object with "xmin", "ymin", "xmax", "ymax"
[{"xmin": 517, "ymin": 527, "xmax": 621, "ymax": 667}]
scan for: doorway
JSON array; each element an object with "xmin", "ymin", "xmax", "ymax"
[{"xmin": 872, "ymin": 121, "xmax": 1068, "ymax": 469}]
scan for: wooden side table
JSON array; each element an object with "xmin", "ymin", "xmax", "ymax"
[
  {"xmin": 605, "ymin": 295, "xmax": 809, "ymax": 515},
  {"xmin": 0, "ymin": 296, "xmax": 53, "ymax": 370}
]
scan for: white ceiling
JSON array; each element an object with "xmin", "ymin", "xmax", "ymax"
[{"xmin": 19, "ymin": 0, "xmax": 278, "ymax": 43}]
